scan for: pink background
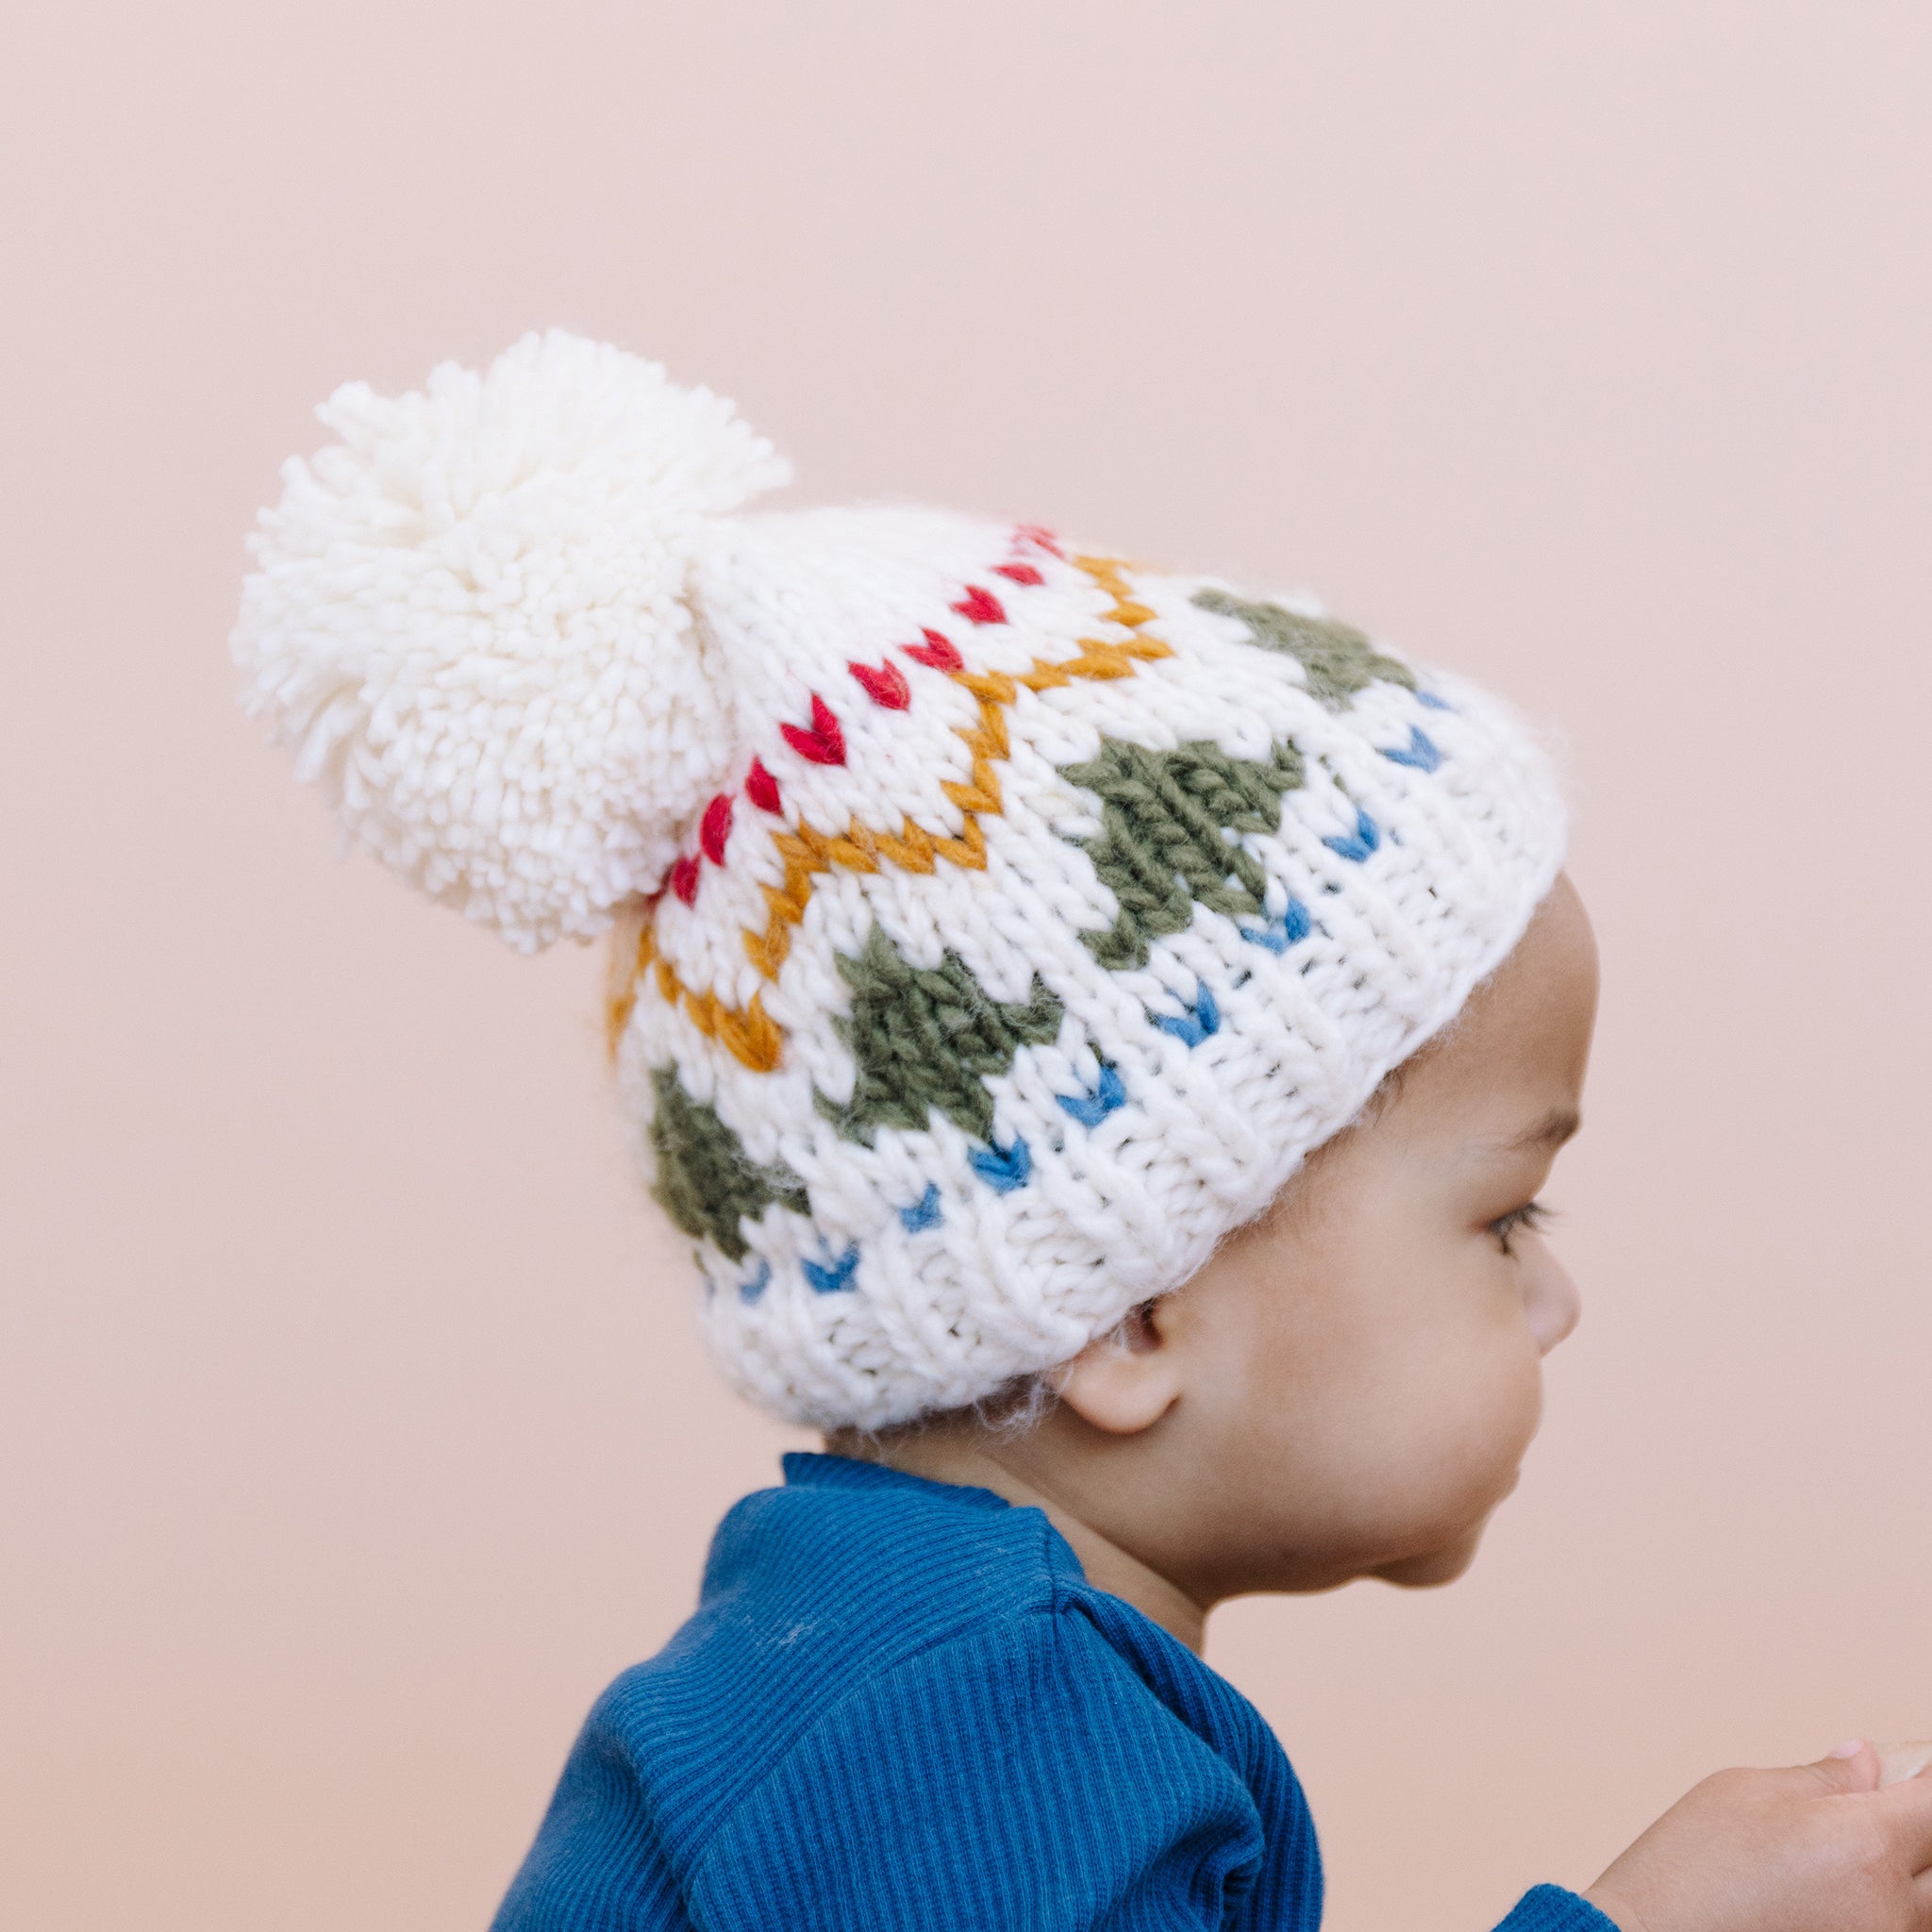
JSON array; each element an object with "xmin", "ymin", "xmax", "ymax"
[{"xmin": 6, "ymin": 3, "xmax": 1930, "ymax": 1926}]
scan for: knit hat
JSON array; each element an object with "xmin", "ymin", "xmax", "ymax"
[{"xmin": 234, "ymin": 330, "xmax": 1566, "ymax": 1430}]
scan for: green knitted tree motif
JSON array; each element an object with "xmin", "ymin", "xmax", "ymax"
[
  {"xmin": 1061, "ymin": 736, "xmax": 1307, "ymax": 972},
  {"xmin": 649, "ymin": 1067, "xmax": 810, "ymax": 1260},
  {"xmin": 817, "ymin": 924, "xmax": 1065, "ymax": 1146},
  {"xmin": 1192, "ymin": 587, "xmax": 1415, "ymax": 708}
]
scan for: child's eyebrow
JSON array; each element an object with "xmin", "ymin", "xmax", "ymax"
[{"xmin": 1503, "ymin": 1108, "xmax": 1582, "ymax": 1154}]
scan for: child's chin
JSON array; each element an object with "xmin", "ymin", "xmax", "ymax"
[{"xmin": 1370, "ymin": 1524, "xmax": 1488, "ymax": 1590}]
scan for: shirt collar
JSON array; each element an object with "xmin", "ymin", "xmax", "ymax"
[{"xmin": 781, "ymin": 1450, "xmax": 1016, "ymax": 1514}]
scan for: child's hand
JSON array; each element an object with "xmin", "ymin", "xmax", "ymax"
[{"xmin": 1583, "ymin": 1742, "xmax": 1932, "ymax": 1932}]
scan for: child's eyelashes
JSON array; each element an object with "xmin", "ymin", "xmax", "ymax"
[{"xmin": 1489, "ymin": 1200, "xmax": 1554, "ymax": 1255}]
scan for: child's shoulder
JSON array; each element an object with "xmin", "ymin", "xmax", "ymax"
[
  {"xmin": 494, "ymin": 1456, "xmax": 1314, "ymax": 1930},
  {"xmin": 566, "ymin": 1457, "xmax": 1124, "ymax": 1853},
  {"xmin": 603, "ymin": 1455, "xmax": 1083, "ymax": 1757}
]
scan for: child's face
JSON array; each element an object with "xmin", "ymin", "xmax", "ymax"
[{"xmin": 1039, "ymin": 874, "xmax": 1600, "ymax": 1607}]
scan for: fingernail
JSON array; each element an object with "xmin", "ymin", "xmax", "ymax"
[{"xmin": 1830, "ymin": 1740, "xmax": 1865, "ymax": 1758}]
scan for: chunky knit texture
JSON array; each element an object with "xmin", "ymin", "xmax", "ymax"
[
  {"xmin": 235, "ymin": 333, "xmax": 1568, "ymax": 1429},
  {"xmin": 491, "ymin": 1456, "xmax": 1615, "ymax": 1932},
  {"xmin": 233, "ymin": 332, "xmax": 790, "ymax": 952}
]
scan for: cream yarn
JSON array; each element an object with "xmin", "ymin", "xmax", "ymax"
[
  {"xmin": 235, "ymin": 331, "xmax": 1567, "ymax": 1430},
  {"xmin": 234, "ymin": 331, "xmax": 789, "ymax": 951}
]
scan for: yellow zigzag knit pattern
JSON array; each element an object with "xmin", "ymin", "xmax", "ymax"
[{"xmin": 611, "ymin": 556, "xmax": 1172, "ymax": 1071}]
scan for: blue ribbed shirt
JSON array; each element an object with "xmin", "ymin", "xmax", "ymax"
[{"xmin": 492, "ymin": 1454, "xmax": 1612, "ymax": 1931}]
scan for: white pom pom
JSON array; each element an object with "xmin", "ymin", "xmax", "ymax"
[{"xmin": 233, "ymin": 330, "xmax": 790, "ymax": 950}]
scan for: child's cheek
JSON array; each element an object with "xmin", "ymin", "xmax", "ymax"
[
  {"xmin": 1397, "ymin": 1320, "xmax": 1544, "ymax": 1534},
  {"xmin": 1456, "ymin": 1327, "xmax": 1546, "ymax": 1510}
]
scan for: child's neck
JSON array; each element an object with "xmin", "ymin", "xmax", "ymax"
[{"xmin": 827, "ymin": 1429, "xmax": 1208, "ymax": 1654}]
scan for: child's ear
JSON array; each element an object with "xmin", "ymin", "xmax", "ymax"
[{"xmin": 1054, "ymin": 1300, "xmax": 1184, "ymax": 1435}]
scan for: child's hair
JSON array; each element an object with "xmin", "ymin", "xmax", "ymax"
[{"xmin": 233, "ymin": 330, "xmax": 1566, "ymax": 1432}]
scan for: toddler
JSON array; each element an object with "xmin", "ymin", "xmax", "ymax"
[{"xmin": 235, "ymin": 333, "xmax": 1932, "ymax": 1931}]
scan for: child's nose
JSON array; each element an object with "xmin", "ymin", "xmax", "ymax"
[{"xmin": 1524, "ymin": 1251, "xmax": 1582, "ymax": 1356}]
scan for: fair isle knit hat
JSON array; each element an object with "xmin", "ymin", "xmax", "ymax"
[{"xmin": 235, "ymin": 331, "xmax": 1566, "ymax": 1430}]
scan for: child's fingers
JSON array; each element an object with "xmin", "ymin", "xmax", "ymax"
[
  {"xmin": 1790, "ymin": 1740, "xmax": 1882, "ymax": 1793},
  {"xmin": 1875, "ymin": 1765, "xmax": 1932, "ymax": 1874},
  {"xmin": 1880, "ymin": 1741, "xmax": 1932, "ymax": 1789}
]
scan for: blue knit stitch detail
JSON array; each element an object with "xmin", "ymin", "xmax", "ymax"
[
  {"xmin": 1153, "ymin": 985, "xmax": 1220, "ymax": 1047},
  {"xmin": 967, "ymin": 1138, "xmax": 1032, "ymax": 1192},
  {"xmin": 802, "ymin": 1246, "xmax": 861, "ymax": 1295},
  {"xmin": 739, "ymin": 1258, "xmax": 773, "ymax": 1305},
  {"xmin": 1416, "ymin": 689, "xmax": 1453, "ymax": 710},
  {"xmin": 899, "ymin": 1185, "xmax": 943, "ymax": 1234},
  {"xmin": 489, "ymin": 1456, "xmax": 1329, "ymax": 1931},
  {"xmin": 1493, "ymin": 1885, "xmax": 1621, "ymax": 1932},
  {"xmin": 1245, "ymin": 896, "xmax": 1312, "ymax": 955},
  {"xmin": 1380, "ymin": 725, "xmax": 1441, "ymax": 772},
  {"xmin": 1323, "ymin": 808, "xmax": 1380, "ymax": 863},
  {"xmin": 1058, "ymin": 1063, "xmax": 1127, "ymax": 1128}
]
